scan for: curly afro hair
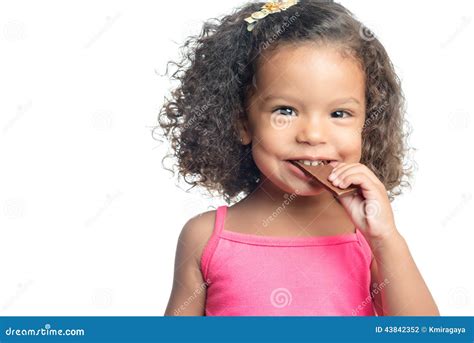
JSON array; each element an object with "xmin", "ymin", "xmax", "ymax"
[{"xmin": 154, "ymin": 0, "xmax": 415, "ymax": 204}]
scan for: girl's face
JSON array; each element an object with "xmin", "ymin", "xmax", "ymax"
[{"xmin": 240, "ymin": 43, "xmax": 366, "ymax": 196}]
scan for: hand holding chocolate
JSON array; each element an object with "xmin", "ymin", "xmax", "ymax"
[{"xmin": 290, "ymin": 160, "xmax": 359, "ymax": 198}]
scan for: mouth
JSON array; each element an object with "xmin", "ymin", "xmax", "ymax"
[
  {"xmin": 285, "ymin": 159, "xmax": 334, "ymax": 167},
  {"xmin": 284, "ymin": 159, "xmax": 336, "ymax": 184}
]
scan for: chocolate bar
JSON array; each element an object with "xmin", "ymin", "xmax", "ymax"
[{"xmin": 290, "ymin": 160, "xmax": 359, "ymax": 198}]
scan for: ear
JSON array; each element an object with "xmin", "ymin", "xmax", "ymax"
[{"xmin": 237, "ymin": 115, "xmax": 252, "ymax": 145}]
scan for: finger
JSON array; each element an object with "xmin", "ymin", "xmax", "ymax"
[
  {"xmin": 329, "ymin": 163, "xmax": 357, "ymax": 179},
  {"xmin": 330, "ymin": 164, "xmax": 381, "ymax": 187},
  {"xmin": 328, "ymin": 161, "xmax": 346, "ymax": 170},
  {"xmin": 334, "ymin": 172, "xmax": 380, "ymax": 199}
]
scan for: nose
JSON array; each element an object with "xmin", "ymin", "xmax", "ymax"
[{"xmin": 295, "ymin": 114, "xmax": 328, "ymax": 145}]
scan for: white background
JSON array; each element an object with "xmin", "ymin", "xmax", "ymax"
[{"xmin": 0, "ymin": 0, "xmax": 473, "ymax": 316}]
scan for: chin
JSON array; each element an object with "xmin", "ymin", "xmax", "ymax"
[
  {"xmin": 293, "ymin": 187, "xmax": 327, "ymax": 197},
  {"xmin": 274, "ymin": 179, "xmax": 327, "ymax": 197}
]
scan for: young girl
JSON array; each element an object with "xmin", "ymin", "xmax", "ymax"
[{"xmin": 158, "ymin": 0, "xmax": 439, "ymax": 316}]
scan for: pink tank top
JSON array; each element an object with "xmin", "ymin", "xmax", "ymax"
[{"xmin": 200, "ymin": 205, "xmax": 376, "ymax": 316}]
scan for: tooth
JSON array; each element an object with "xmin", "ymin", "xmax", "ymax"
[{"xmin": 299, "ymin": 160, "xmax": 323, "ymax": 166}]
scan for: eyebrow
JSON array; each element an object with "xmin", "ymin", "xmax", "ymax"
[
  {"xmin": 261, "ymin": 94, "xmax": 301, "ymax": 103},
  {"xmin": 329, "ymin": 97, "xmax": 361, "ymax": 106},
  {"xmin": 262, "ymin": 95, "xmax": 362, "ymax": 107}
]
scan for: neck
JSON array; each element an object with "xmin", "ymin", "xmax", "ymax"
[{"xmin": 240, "ymin": 176, "xmax": 347, "ymax": 223}]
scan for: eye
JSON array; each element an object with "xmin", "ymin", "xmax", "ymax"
[
  {"xmin": 273, "ymin": 106, "xmax": 296, "ymax": 116},
  {"xmin": 331, "ymin": 110, "xmax": 352, "ymax": 118}
]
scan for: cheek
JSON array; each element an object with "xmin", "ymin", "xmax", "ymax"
[
  {"xmin": 251, "ymin": 123, "xmax": 287, "ymax": 155},
  {"xmin": 249, "ymin": 133, "xmax": 289, "ymax": 178},
  {"xmin": 250, "ymin": 149, "xmax": 281, "ymax": 185},
  {"xmin": 334, "ymin": 131, "xmax": 363, "ymax": 161},
  {"xmin": 250, "ymin": 136, "xmax": 279, "ymax": 169}
]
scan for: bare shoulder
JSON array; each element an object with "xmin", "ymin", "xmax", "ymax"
[
  {"xmin": 164, "ymin": 208, "xmax": 217, "ymax": 316},
  {"xmin": 179, "ymin": 209, "xmax": 217, "ymax": 265}
]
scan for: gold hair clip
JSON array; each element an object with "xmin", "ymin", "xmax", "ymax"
[{"xmin": 244, "ymin": 0, "xmax": 299, "ymax": 32}]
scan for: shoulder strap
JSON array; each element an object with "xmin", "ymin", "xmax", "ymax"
[
  {"xmin": 355, "ymin": 228, "xmax": 373, "ymax": 267},
  {"xmin": 213, "ymin": 205, "xmax": 227, "ymax": 235},
  {"xmin": 200, "ymin": 205, "xmax": 227, "ymax": 282}
]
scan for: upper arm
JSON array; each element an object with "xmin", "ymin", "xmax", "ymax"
[
  {"xmin": 164, "ymin": 212, "xmax": 215, "ymax": 316},
  {"xmin": 370, "ymin": 255, "xmax": 384, "ymax": 316}
]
